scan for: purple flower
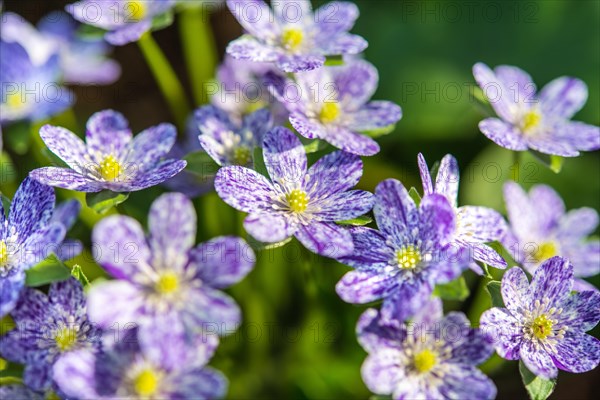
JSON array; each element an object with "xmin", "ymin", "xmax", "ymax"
[
  {"xmin": 335, "ymin": 179, "xmax": 471, "ymax": 322},
  {"xmin": 0, "ymin": 385, "xmax": 43, "ymax": 400},
  {"xmin": 473, "ymin": 63, "xmax": 600, "ymax": 157},
  {"xmin": 67, "ymin": 0, "xmax": 176, "ymax": 46},
  {"xmin": 1, "ymin": 178, "xmax": 66, "ymax": 318},
  {"xmin": 503, "ymin": 181, "xmax": 599, "ymax": 292},
  {"xmin": 196, "ymin": 105, "xmax": 272, "ymax": 167},
  {"xmin": 0, "ymin": 278, "xmax": 101, "ymax": 392},
  {"xmin": 89, "ymin": 192, "xmax": 255, "ymax": 359},
  {"xmin": 480, "ymin": 257, "xmax": 600, "ymax": 379},
  {"xmin": 49, "ymin": 200, "xmax": 84, "ymax": 262},
  {"xmin": 29, "ymin": 110, "xmax": 187, "ymax": 193},
  {"xmin": 226, "ymin": 0, "xmax": 367, "ymax": 72},
  {"xmin": 358, "ymin": 299, "xmax": 496, "ymax": 400},
  {"xmin": 38, "ymin": 11, "xmax": 121, "ymax": 85},
  {"xmin": 214, "ymin": 126, "xmax": 374, "ymax": 257},
  {"xmin": 53, "ymin": 328, "xmax": 226, "ymax": 399},
  {"xmin": 418, "ymin": 153, "xmax": 508, "ymax": 271},
  {"xmin": 269, "ymin": 59, "xmax": 402, "ymax": 156}
]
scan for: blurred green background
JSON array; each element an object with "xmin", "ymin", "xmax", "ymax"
[{"xmin": 2, "ymin": 0, "xmax": 599, "ymax": 399}]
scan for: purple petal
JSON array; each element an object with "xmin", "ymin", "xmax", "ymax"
[
  {"xmin": 469, "ymin": 243, "xmax": 508, "ymax": 269},
  {"xmin": 23, "ymin": 356, "xmax": 53, "ymax": 392},
  {"xmin": 319, "ymin": 33, "xmax": 368, "ymax": 55},
  {"xmin": 29, "ymin": 167, "xmax": 104, "ymax": 192},
  {"xmin": 48, "ymin": 278, "xmax": 85, "ymax": 314},
  {"xmin": 92, "ymin": 215, "xmax": 151, "ymax": 281},
  {"xmin": 356, "ymin": 308, "xmax": 405, "ymax": 353},
  {"xmin": 126, "ymin": 123, "xmax": 177, "ymax": 169},
  {"xmin": 562, "ymin": 241, "xmax": 600, "ymax": 278},
  {"xmin": 8, "ymin": 177, "xmax": 55, "ymax": 241},
  {"xmin": 244, "ymin": 212, "xmax": 294, "ymax": 243},
  {"xmin": 478, "ymin": 118, "xmax": 528, "ymax": 151},
  {"xmin": 494, "ymin": 65, "xmax": 536, "ymax": 102},
  {"xmin": 520, "ymin": 340, "xmax": 558, "ymax": 379},
  {"xmin": 295, "ymin": 221, "xmax": 353, "ymax": 257},
  {"xmin": 242, "ymin": 108, "xmax": 272, "ymax": 142},
  {"xmin": 85, "ymin": 109, "xmax": 131, "ymax": 156},
  {"xmin": 20, "ymin": 223, "xmax": 66, "ymax": 269},
  {"xmin": 559, "ymin": 207, "xmax": 599, "ymax": 240},
  {"xmin": 189, "ymin": 236, "xmax": 256, "ymax": 289},
  {"xmin": 411, "ymin": 296, "xmax": 444, "ymax": 326},
  {"xmin": 501, "ymin": 267, "xmax": 530, "ymax": 312},
  {"xmin": 417, "ymin": 153, "xmax": 434, "ymax": 196},
  {"xmin": 558, "ymin": 121, "xmax": 600, "ymax": 152},
  {"xmin": 87, "ymin": 280, "xmax": 145, "ymax": 328},
  {"xmin": 435, "ymin": 154, "xmax": 459, "ymax": 207},
  {"xmin": 572, "ymin": 278, "xmax": 598, "ymax": 293},
  {"xmin": 226, "ymin": 36, "xmax": 279, "ymax": 63},
  {"xmin": 456, "ymin": 206, "xmax": 508, "ymax": 243},
  {"xmin": 526, "ymin": 135, "xmax": 580, "ymax": 157},
  {"xmin": 336, "ymin": 269, "xmax": 397, "ymax": 304},
  {"xmin": 332, "ymin": 59, "xmax": 378, "ymax": 109},
  {"xmin": 39, "ymin": 125, "xmax": 88, "ymax": 173},
  {"xmin": 472, "ymin": 62, "xmax": 516, "ymax": 122},
  {"xmin": 479, "ymin": 307, "xmax": 522, "ymax": 360},
  {"xmin": 529, "ymin": 257, "xmax": 573, "ymax": 309},
  {"xmin": 185, "ymin": 287, "xmax": 241, "ymax": 332},
  {"xmin": 50, "ymin": 200, "xmax": 81, "ymax": 231},
  {"xmin": 105, "ymin": 20, "xmax": 152, "ymax": 46},
  {"xmin": 227, "ymin": 0, "xmax": 277, "ymax": 40},
  {"xmin": 315, "ymin": 1, "xmax": 359, "ymax": 35},
  {"xmin": 443, "ymin": 312, "xmax": 494, "ymax": 365},
  {"xmin": 263, "ymin": 126, "xmax": 307, "ymax": 186},
  {"xmin": 0, "ymin": 385, "xmax": 43, "ymax": 400},
  {"xmin": 215, "ymin": 166, "xmax": 276, "ymax": 212},
  {"xmin": 553, "ymin": 332, "xmax": 600, "ymax": 374},
  {"xmin": 337, "ymin": 226, "xmax": 392, "ymax": 269},
  {"xmin": 53, "ymin": 350, "xmax": 100, "ymax": 399},
  {"xmin": 439, "ymin": 365, "xmax": 497, "ymax": 400},
  {"xmin": 381, "ymin": 279, "xmax": 432, "ymax": 323},
  {"xmin": 0, "ymin": 270, "xmax": 25, "ymax": 318},
  {"xmin": 347, "ymin": 101, "xmax": 402, "ymax": 131},
  {"xmin": 169, "ymin": 367, "xmax": 228, "ymax": 399},
  {"xmin": 125, "ymin": 159, "xmax": 187, "ymax": 191},
  {"xmin": 539, "ymin": 77, "xmax": 588, "ymax": 119},
  {"xmin": 361, "ymin": 351, "xmax": 402, "ymax": 396},
  {"xmin": 313, "ymin": 190, "xmax": 374, "ymax": 221},
  {"xmin": 418, "ymin": 194, "xmax": 455, "ymax": 246},
  {"xmin": 529, "ymin": 184, "xmax": 564, "ymax": 232},
  {"xmin": 305, "ymin": 150, "xmax": 364, "ymax": 198},
  {"xmin": 272, "ymin": 0, "xmax": 312, "ymax": 21},
  {"xmin": 289, "ymin": 113, "xmax": 322, "ymax": 139},
  {"xmin": 276, "ymin": 53, "xmax": 326, "ymax": 73},
  {"xmin": 323, "ymin": 125, "xmax": 380, "ymax": 156},
  {"xmin": 560, "ymin": 290, "xmax": 600, "ymax": 331},
  {"xmin": 503, "ymin": 180, "xmax": 537, "ymax": 241},
  {"xmin": 138, "ymin": 312, "xmax": 188, "ymax": 371},
  {"xmin": 148, "ymin": 193, "xmax": 196, "ymax": 272},
  {"xmin": 374, "ymin": 179, "xmax": 417, "ymax": 239}
]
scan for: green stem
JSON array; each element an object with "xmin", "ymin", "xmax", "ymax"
[
  {"xmin": 137, "ymin": 32, "xmax": 191, "ymax": 133},
  {"xmin": 179, "ymin": 6, "xmax": 218, "ymax": 106},
  {"xmin": 510, "ymin": 151, "xmax": 521, "ymax": 182}
]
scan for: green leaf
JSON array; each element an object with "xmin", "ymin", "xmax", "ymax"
[
  {"xmin": 324, "ymin": 55, "xmax": 344, "ymax": 66},
  {"xmin": 408, "ymin": 187, "xmax": 422, "ymax": 206},
  {"xmin": 519, "ymin": 361, "xmax": 557, "ymax": 400},
  {"xmin": 1, "ymin": 194, "xmax": 11, "ymax": 211},
  {"xmin": 303, "ymin": 140, "xmax": 328, "ymax": 154},
  {"xmin": 362, "ymin": 124, "xmax": 396, "ymax": 138},
  {"xmin": 85, "ymin": 191, "xmax": 129, "ymax": 214},
  {"xmin": 336, "ymin": 215, "xmax": 373, "ymax": 226},
  {"xmin": 0, "ymin": 376, "xmax": 23, "ymax": 385},
  {"xmin": 0, "ymin": 151, "xmax": 17, "ymax": 186},
  {"xmin": 253, "ymin": 147, "xmax": 269, "ymax": 177},
  {"xmin": 485, "ymin": 280, "xmax": 505, "ymax": 307},
  {"xmin": 25, "ymin": 254, "xmax": 71, "ymax": 287},
  {"xmin": 152, "ymin": 11, "xmax": 174, "ymax": 30},
  {"xmin": 5, "ymin": 121, "xmax": 32, "ymax": 155},
  {"xmin": 71, "ymin": 264, "xmax": 91, "ymax": 287},
  {"xmin": 433, "ymin": 276, "xmax": 469, "ymax": 300},
  {"xmin": 184, "ymin": 151, "xmax": 218, "ymax": 179}
]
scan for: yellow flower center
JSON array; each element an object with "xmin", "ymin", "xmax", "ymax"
[
  {"xmin": 396, "ymin": 245, "xmax": 421, "ymax": 269},
  {"xmin": 155, "ymin": 271, "xmax": 179, "ymax": 294},
  {"xmin": 532, "ymin": 314, "xmax": 553, "ymax": 340},
  {"xmin": 54, "ymin": 327, "xmax": 78, "ymax": 352},
  {"xmin": 5, "ymin": 91, "xmax": 25, "ymax": 109},
  {"xmin": 134, "ymin": 369, "xmax": 159, "ymax": 396},
  {"xmin": 319, "ymin": 101, "xmax": 341, "ymax": 124},
  {"xmin": 533, "ymin": 241, "xmax": 557, "ymax": 263},
  {"xmin": 0, "ymin": 240, "xmax": 8, "ymax": 267},
  {"xmin": 233, "ymin": 146, "xmax": 252, "ymax": 166},
  {"xmin": 286, "ymin": 189, "xmax": 309, "ymax": 213},
  {"xmin": 522, "ymin": 110, "xmax": 542, "ymax": 133},
  {"xmin": 126, "ymin": 1, "xmax": 146, "ymax": 21},
  {"xmin": 99, "ymin": 155, "xmax": 122, "ymax": 181},
  {"xmin": 413, "ymin": 349, "xmax": 437, "ymax": 373},
  {"xmin": 282, "ymin": 27, "xmax": 304, "ymax": 51}
]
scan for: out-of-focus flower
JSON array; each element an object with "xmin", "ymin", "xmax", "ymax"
[
  {"xmin": 0, "ymin": 178, "xmax": 66, "ymax": 317},
  {"xmin": 335, "ymin": 179, "xmax": 471, "ymax": 322},
  {"xmin": 50, "ymin": 200, "xmax": 83, "ymax": 262},
  {"xmin": 215, "ymin": 126, "xmax": 374, "ymax": 257},
  {"xmin": 473, "ymin": 63, "xmax": 600, "ymax": 156},
  {"xmin": 418, "ymin": 153, "xmax": 508, "ymax": 271},
  {"xmin": 358, "ymin": 299, "xmax": 496, "ymax": 399},
  {"xmin": 226, "ymin": 0, "xmax": 367, "ymax": 72},
  {"xmin": 30, "ymin": 110, "xmax": 186, "ymax": 193},
  {"xmin": 53, "ymin": 328, "xmax": 227, "ymax": 399},
  {"xmin": 0, "ymin": 278, "xmax": 101, "ymax": 392},
  {"xmin": 269, "ymin": 59, "xmax": 401, "ymax": 156},
  {"xmin": 67, "ymin": 0, "xmax": 176, "ymax": 46},
  {"xmin": 89, "ymin": 193, "xmax": 254, "ymax": 357},
  {"xmin": 503, "ymin": 181, "xmax": 599, "ymax": 291},
  {"xmin": 480, "ymin": 257, "xmax": 600, "ymax": 379},
  {"xmin": 0, "ymin": 385, "xmax": 43, "ymax": 400},
  {"xmin": 38, "ymin": 11, "xmax": 121, "ymax": 85},
  {"xmin": 196, "ymin": 105, "xmax": 272, "ymax": 167}
]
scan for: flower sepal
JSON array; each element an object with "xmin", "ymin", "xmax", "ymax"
[
  {"xmin": 519, "ymin": 360, "xmax": 557, "ymax": 400},
  {"xmin": 528, "ymin": 150, "xmax": 564, "ymax": 173},
  {"xmin": 324, "ymin": 55, "xmax": 344, "ymax": 66},
  {"xmin": 24, "ymin": 253, "xmax": 71, "ymax": 287},
  {"xmin": 85, "ymin": 190, "xmax": 129, "ymax": 214}
]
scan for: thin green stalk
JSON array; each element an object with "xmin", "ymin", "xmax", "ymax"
[
  {"xmin": 179, "ymin": 6, "xmax": 218, "ymax": 106},
  {"xmin": 510, "ymin": 151, "xmax": 521, "ymax": 182},
  {"xmin": 138, "ymin": 32, "xmax": 191, "ymax": 133}
]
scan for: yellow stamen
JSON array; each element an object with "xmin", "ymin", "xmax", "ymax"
[
  {"xmin": 282, "ymin": 27, "xmax": 304, "ymax": 51},
  {"xmin": 0, "ymin": 240, "xmax": 7, "ymax": 267},
  {"xmin": 319, "ymin": 102, "xmax": 341, "ymax": 124},
  {"xmin": 414, "ymin": 349, "xmax": 437, "ymax": 373},
  {"xmin": 532, "ymin": 314, "xmax": 553, "ymax": 340},
  {"xmin": 233, "ymin": 146, "xmax": 252, "ymax": 166},
  {"xmin": 126, "ymin": 1, "xmax": 146, "ymax": 21},
  {"xmin": 99, "ymin": 155, "xmax": 122, "ymax": 181},
  {"xmin": 395, "ymin": 245, "xmax": 421, "ymax": 269},
  {"xmin": 55, "ymin": 327, "xmax": 78, "ymax": 352},
  {"xmin": 5, "ymin": 91, "xmax": 24, "ymax": 109},
  {"xmin": 134, "ymin": 369, "xmax": 159, "ymax": 396},
  {"xmin": 286, "ymin": 189, "xmax": 309, "ymax": 213},
  {"xmin": 155, "ymin": 271, "xmax": 179, "ymax": 294},
  {"xmin": 533, "ymin": 241, "xmax": 557, "ymax": 263},
  {"xmin": 522, "ymin": 110, "xmax": 541, "ymax": 133}
]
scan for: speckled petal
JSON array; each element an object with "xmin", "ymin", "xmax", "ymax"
[
  {"xmin": 439, "ymin": 365, "xmax": 497, "ymax": 400},
  {"xmin": 469, "ymin": 243, "xmax": 507, "ymax": 269},
  {"xmin": 87, "ymin": 280, "xmax": 145, "ymax": 328},
  {"xmin": 138, "ymin": 312, "xmax": 188, "ymax": 371},
  {"xmin": 0, "ymin": 270, "xmax": 25, "ymax": 318},
  {"xmin": 472, "ymin": 63, "xmax": 517, "ymax": 122},
  {"xmin": 226, "ymin": 35, "xmax": 280, "ymax": 63},
  {"xmin": 169, "ymin": 367, "xmax": 228, "ymax": 400},
  {"xmin": 53, "ymin": 349, "xmax": 100, "ymax": 399},
  {"xmin": 316, "ymin": 1, "xmax": 359, "ymax": 35},
  {"xmin": 242, "ymin": 108, "xmax": 273, "ymax": 143},
  {"xmin": 48, "ymin": 278, "xmax": 85, "ymax": 314},
  {"xmin": 38, "ymin": 125, "xmax": 88, "ymax": 173},
  {"xmin": 520, "ymin": 340, "xmax": 558, "ymax": 379},
  {"xmin": 227, "ymin": 0, "xmax": 277, "ymax": 39},
  {"xmin": 337, "ymin": 226, "xmax": 391, "ymax": 270},
  {"xmin": 356, "ymin": 308, "xmax": 405, "ymax": 353},
  {"xmin": 457, "ymin": 206, "xmax": 508, "ymax": 243},
  {"xmin": 559, "ymin": 121, "xmax": 600, "ymax": 152},
  {"xmin": 381, "ymin": 279, "xmax": 432, "ymax": 323},
  {"xmin": 361, "ymin": 350, "xmax": 402, "ymax": 396},
  {"xmin": 320, "ymin": 33, "xmax": 368, "ymax": 55},
  {"xmin": 347, "ymin": 101, "xmax": 402, "ymax": 131},
  {"xmin": 8, "ymin": 177, "xmax": 55, "ymax": 241},
  {"xmin": 553, "ymin": 332, "xmax": 600, "ymax": 374},
  {"xmin": 105, "ymin": 20, "xmax": 152, "ymax": 46},
  {"xmin": 336, "ymin": 269, "xmax": 398, "ymax": 304},
  {"xmin": 478, "ymin": 118, "xmax": 528, "ymax": 151},
  {"xmin": 417, "ymin": 153, "xmax": 434, "ymax": 196},
  {"xmin": 92, "ymin": 215, "xmax": 151, "ymax": 281},
  {"xmin": 418, "ymin": 194, "xmax": 455, "ymax": 246},
  {"xmin": 560, "ymin": 290, "xmax": 600, "ymax": 331},
  {"xmin": 244, "ymin": 212, "xmax": 295, "ymax": 243},
  {"xmin": 333, "ymin": 59, "xmax": 378, "ymax": 109},
  {"xmin": 295, "ymin": 221, "xmax": 353, "ymax": 257},
  {"xmin": 50, "ymin": 200, "xmax": 81, "ymax": 231},
  {"xmin": 526, "ymin": 135, "xmax": 580, "ymax": 157},
  {"xmin": 313, "ymin": 190, "xmax": 374, "ymax": 222},
  {"xmin": 263, "ymin": 126, "xmax": 307, "ymax": 186},
  {"xmin": 529, "ymin": 257, "xmax": 573, "ymax": 308},
  {"xmin": 305, "ymin": 150, "xmax": 364, "ymax": 198},
  {"xmin": 125, "ymin": 159, "xmax": 187, "ymax": 191},
  {"xmin": 126, "ymin": 123, "xmax": 177, "ymax": 169},
  {"xmin": 479, "ymin": 307, "xmax": 522, "ymax": 360},
  {"xmin": 539, "ymin": 77, "xmax": 588, "ymax": 119},
  {"xmin": 374, "ymin": 179, "xmax": 417, "ymax": 239},
  {"xmin": 323, "ymin": 125, "xmax": 380, "ymax": 156},
  {"xmin": 29, "ymin": 167, "xmax": 104, "ymax": 192},
  {"xmin": 411, "ymin": 296, "xmax": 444, "ymax": 327},
  {"xmin": 215, "ymin": 166, "xmax": 276, "ymax": 212},
  {"xmin": 276, "ymin": 53, "xmax": 326, "ymax": 73},
  {"xmin": 0, "ymin": 385, "xmax": 43, "ymax": 400},
  {"xmin": 189, "ymin": 236, "xmax": 255, "ymax": 289},
  {"xmin": 441, "ymin": 312, "xmax": 494, "ymax": 365},
  {"xmin": 85, "ymin": 109, "xmax": 131, "ymax": 156},
  {"xmin": 289, "ymin": 113, "xmax": 322, "ymax": 139},
  {"xmin": 148, "ymin": 193, "xmax": 196, "ymax": 272},
  {"xmin": 185, "ymin": 287, "xmax": 241, "ymax": 333},
  {"xmin": 435, "ymin": 154, "xmax": 459, "ymax": 207},
  {"xmin": 20, "ymin": 223, "xmax": 66, "ymax": 270}
]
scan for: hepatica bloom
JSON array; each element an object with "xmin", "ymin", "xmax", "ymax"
[
  {"xmin": 358, "ymin": 300, "xmax": 496, "ymax": 400},
  {"xmin": 215, "ymin": 126, "xmax": 374, "ymax": 257},
  {"xmin": 1, "ymin": 178, "xmax": 66, "ymax": 318},
  {"xmin": 418, "ymin": 153, "xmax": 508, "ymax": 270},
  {"xmin": 196, "ymin": 105, "xmax": 272, "ymax": 167},
  {"xmin": 270, "ymin": 59, "xmax": 402, "ymax": 156},
  {"xmin": 480, "ymin": 257, "xmax": 600, "ymax": 379},
  {"xmin": 473, "ymin": 63, "xmax": 600, "ymax": 156},
  {"xmin": 89, "ymin": 193, "xmax": 255, "ymax": 355},
  {"xmin": 67, "ymin": 0, "xmax": 176, "ymax": 45},
  {"xmin": 503, "ymin": 181, "xmax": 599, "ymax": 292},
  {"xmin": 0, "ymin": 278, "xmax": 101, "ymax": 392},
  {"xmin": 54, "ymin": 329, "xmax": 227, "ymax": 399},
  {"xmin": 226, "ymin": 0, "xmax": 368, "ymax": 72},
  {"xmin": 30, "ymin": 110, "xmax": 186, "ymax": 193},
  {"xmin": 0, "ymin": 385, "xmax": 43, "ymax": 400},
  {"xmin": 335, "ymin": 179, "xmax": 471, "ymax": 322}
]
